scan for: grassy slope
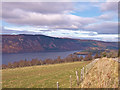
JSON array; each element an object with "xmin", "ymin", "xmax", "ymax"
[
  {"xmin": 81, "ymin": 58, "xmax": 118, "ymax": 88},
  {"xmin": 2, "ymin": 61, "xmax": 90, "ymax": 88}
]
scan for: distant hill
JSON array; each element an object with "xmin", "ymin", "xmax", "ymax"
[{"xmin": 2, "ymin": 34, "xmax": 118, "ymax": 53}]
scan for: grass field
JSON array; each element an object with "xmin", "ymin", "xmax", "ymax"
[{"xmin": 2, "ymin": 61, "xmax": 90, "ymax": 88}]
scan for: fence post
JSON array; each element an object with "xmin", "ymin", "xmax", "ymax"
[
  {"xmin": 85, "ymin": 65, "xmax": 87, "ymax": 75},
  {"xmin": 70, "ymin": 75, "xmax": 72, "ymax": 88},
  {"xmin": 57, "ymin": 82, "xmax": 59, "ymax": 90},
  {"xmin": 80, "ymin": 68, "xmax": 83, "ymax": 83},
  {"xmin": 76, "ymin": 71, "xmax": 79, "ymax": 86},
  {"xmin": 83, "ymin": 67, "xmax": 84, "ymax": 79}
]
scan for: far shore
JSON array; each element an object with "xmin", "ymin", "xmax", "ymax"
[{"xmin": 73, "ymin": 51, "xmax": 89, "ymax": 55}]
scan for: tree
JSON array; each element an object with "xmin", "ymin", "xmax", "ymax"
[
  {"xmin": 39, "ymin": 60, "xmax": 43, "ymax": 65},
  {"xmin": 7, "ymin": 62, "xmax": 13, "ymax": 68},
  {"xmin": 31, "ymin": 59, "xmax": 39, "ymax": 66},
  {"xmin": 118, "ymin": 49, "xmax": 120, "ymax": 57},
  {"xmin": 68, "ymin": 54, "xmax": 74, "ymax": 62},
  {"xmin": 101, "ymin": 51, "xmax": 107, "ymax": 57},
  {"xmin": 18, "ymin": 60, "xmax": 25, "ymax": 67},
  {"xmin": 84, "ymin": 53, "xmax": 92, "ymax": 61},
  {"xmin": 79, "ymin": 56, "xmax": 83, "ymax": 61},
  {"xmin": 73, "ymin": 54, "xmax": 79, "ymax": 61},
  {"xmin": 24, "ymin": 59, "xmax": 28, "ymax": 66},
  {"xmin": 27, "ymin": 60, "xmax": 32, "ymax": 66},
  {"xmin": 56, "ymin": 56, "xmax": 62, "ymax": 63},
  {"xmin": 2, "ymin": 64, "xmax": 7, "ymax": 69},
  {"xmin": 13, "ymin": 61, "xmax": 19, "ymax": 68},
  {"xmin": 64, "ymin": 54, "xmax": 73, "ymax": 62},
  {"xmin": 44, "ymin": 58, "xmax": 53, "ymax": 64},
  {"xmin": 94, "ymin": 53, "xmax": 100, "ymax": 59}
]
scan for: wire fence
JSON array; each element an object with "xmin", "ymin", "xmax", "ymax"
[
  {"xmin": 56, "ymin": 58, "xmax": 120, "ymax": 88},
  {"xmin": 80, "ymin": 58, "xmax": 100, "ymax": 83},
  {"xmin": 56, "ymin": 58, "xmax": 100, "ymax": 88}
]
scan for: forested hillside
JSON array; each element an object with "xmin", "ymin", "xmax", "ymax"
[{"xmin": 2, "ymin": 34, "xmax": 118, "ymax": 53}]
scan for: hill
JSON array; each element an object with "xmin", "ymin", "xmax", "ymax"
[
  {"xmin": 2, "ymin": 34, "xmax": 118, "ymax": 53},
  {"xmin": 2, "ymin": 61, "xmax": 90, "ymax": 88},
  {"xmin": 81, "ymin": 58, "xmax": 118, "ymax": 88}
]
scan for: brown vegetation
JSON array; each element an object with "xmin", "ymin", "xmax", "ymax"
[
  {"xmin": 84, "ymin": 53, "xmax": 93, "ymax": 61},
  {"xmin": 81, "ymin": 57, "xmax": 118, "ymax": 88}
]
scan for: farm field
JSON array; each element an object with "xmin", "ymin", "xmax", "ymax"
[{"xmin": 2, "ymin": 61, "xmax": 90, "ymax": 88}]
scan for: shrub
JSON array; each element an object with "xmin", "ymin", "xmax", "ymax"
[
  {"xmin": 118, "ymin": 49, "xmax": 120, "ymax": 57},
  {"xmin": 94, "ymin": 53, "xmax": 100, "ymax": 59},
  {"xmin": 84, "ymin": 53, "xmax": 92, "ymax": 61},
  {"xmin": 79, "ymin": 56, "xmax": 83, "ymax": 61},
  {"xmin": 101, "ymin": 51, "xmax": 107, "ymax": 57}
]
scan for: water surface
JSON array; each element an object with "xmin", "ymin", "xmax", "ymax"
[{"xmin": 2, "ymin": 50, "xmax": 81, "ymax": 64}]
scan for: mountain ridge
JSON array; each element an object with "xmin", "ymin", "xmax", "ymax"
[{"xmin": 2, "ymin": 34, "xmax": 118, "ymax": 54}]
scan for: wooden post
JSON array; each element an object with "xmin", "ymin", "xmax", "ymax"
[
  {"xmin": 80, "ymin": 68, "xmax": 83, "ymax": 82},
  {"xmin": 70, "ymin": 75, "xmax": 72, "ymax": 88},
  {"xmin": 57, "ymin": 82, "xmax": 59, "ymax": 90},
  {"xmin": 83, "ymin": 67, "xmax": 84, "ymax": 79},
  {"xmin": 86, "ymin": 67, "xmax": 88, "ymax": 75},
  {"xmin": 76, "ymin": 71, "xmax": 79, "ymax": 86},
  {"xmin": 118, "ymin": 75, "xmax": 120, "ymax": 87}
]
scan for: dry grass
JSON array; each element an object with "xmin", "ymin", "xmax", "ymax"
[{"xmin": 81, "ymin": 57, "xmax": 118, "ymax": 88}]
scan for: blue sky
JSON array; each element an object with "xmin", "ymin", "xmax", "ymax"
[
  {"xmin": 71, "ymin": 2, "xmax": 102, "ymax": 17},
  {"xmin": 2, "ymin": 1, "xmax": 118, "ymax": 42}
]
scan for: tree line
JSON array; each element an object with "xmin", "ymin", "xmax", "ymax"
[{"xmin": 2, "ymin": 50, "xmax": 119, "ymax": 69}]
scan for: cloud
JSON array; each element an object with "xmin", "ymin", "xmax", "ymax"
[
  {"xmin": 2, "ymin": 26, "xmax": 118, "ymax": 42},
  {"xmin": 2, "ymin": 2, "xmax": 98, "ymax": 30},
  {"xmin": 106, "ymin": 0, "xmax": 119, "ymax": 2},
  {"xmin": 2, "ymin": 2, "xmax": 118, "ymax": 41},
  {"xmin": 3, "ymin": 10, "xmax": 97, "ymax": 29},
  {"xmin": 97, "ymin": 13, "xmax": 116, "ymax": 20},
  {"xmin": 2, "ymin": 2, "xmax": 74, "ymax": 14},
  {"xmin": 84, "ymin": 22, "xmax": 118, "ymax": 34},
  {"xmin": 100, "ymin": 2, "xmax": 118, "ymax": 12},
  {"xmin": 2, "ymin": 27, "xmax": 33, "ymax": 35},
  {"xmin": 2, "ymin": 9, "xmax": 28, "ymax": 19}
]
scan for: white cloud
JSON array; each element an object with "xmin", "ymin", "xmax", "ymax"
[
  {"xmin": 100, "ymin": 2, "xmax": 118, "ymax": 12},
  {"xmin": 2, "ymin": 2, "xmax": 74, "ymax": 14},
  {"xmin": 84, "ymin": 22, "xmax": 118, "ymax": 34},
  {"xmin": 2, "ymin": 2, "xmax": 118, "ymax": 42},
  {"xmin": 3, "ymin": 11, "xmax": 97, "ymax": 29},
  {"xmin": 97, "ymin": 13, "xmax": 116, "ymax": 20},
  {"xmin": 3, "ymin": 26, "xmax": 118, "ymax": 42},
  {"xmin": 106, "ymin": 0, "xmax": 119, "ymax": 2},
  {"xmin": 2, "ymin": 2, "xmax": 97, "ymax": 29}
]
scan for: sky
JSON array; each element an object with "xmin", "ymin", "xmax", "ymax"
[{"xmin": 1, "ymin": 1, "xmax": 119, "ymax": 42}]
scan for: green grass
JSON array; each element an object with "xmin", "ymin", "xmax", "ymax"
[{"xmin": 2, "ymin": 61, "xmax": 90, "ymax": 88}]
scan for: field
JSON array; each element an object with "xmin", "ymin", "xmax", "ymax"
[
  {"xmin": 2, "ymin": 61, "xmax": 90, "ymax": 88},
  {"xmin": 2, "ymin": 58, "xmax": 119, "ymax": 88}
]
